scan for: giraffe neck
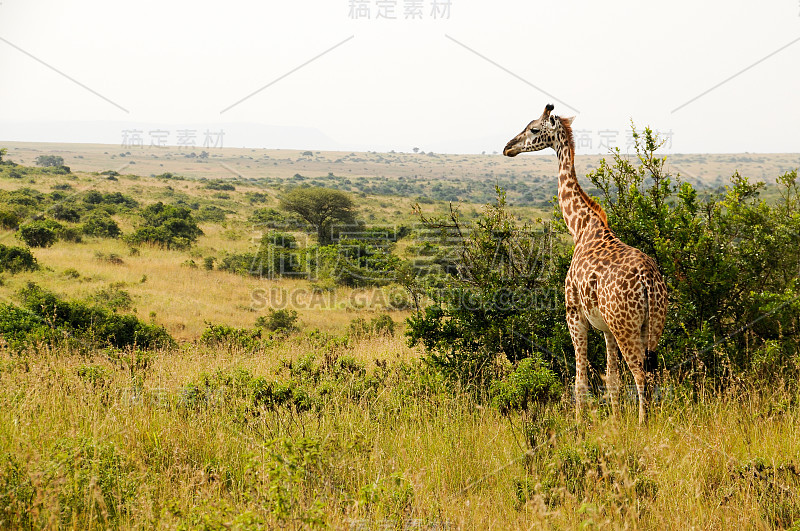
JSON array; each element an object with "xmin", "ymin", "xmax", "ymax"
[{"xmin": 554, "ymin": 131, "xmax": 595, "ymax": 243}]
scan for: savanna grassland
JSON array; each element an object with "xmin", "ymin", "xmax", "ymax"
[{"xmin": 0, "ymin": 142, "xmax": 799, "ymax": 530}]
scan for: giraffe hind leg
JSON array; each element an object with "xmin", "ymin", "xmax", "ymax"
[
  {"xmin": 616, "ymin": 334, "xmax": 649, "ymax": 425},
  {"xmin": 603, "ymin": 332, "xmax": 621, "ymax": 418}
]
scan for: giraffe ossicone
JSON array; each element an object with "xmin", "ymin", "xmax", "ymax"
[{"xmin": 503, "ymin": 104, "xmax": 668, "ymax": 424}]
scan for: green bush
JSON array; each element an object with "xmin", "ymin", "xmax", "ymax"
[
  {"xmin": 489, "ymin": 356, "xmax": 562, "ymax": 415},
  {"xmin": 250, "ymin": 207, "xmax": 287, "ymax": 225},
  {"xmin": 51, "ymin": 203, "xmax": 81, "ymax": 222},
  {"xmin": 348, "ymin": 314, "xmax": 395, "ymax": 340},
  {"xmin": 203, "ymin": 180, "xmax": 235, "ymax": 191},
  {"xmin": 255, "ymin": 308, "xmax": 300, "ymax": 334},
  {"xmin": 89, "ymin": 284, "xmax": 133, "ymax": 311},
  {"xmin": 305, "ymin": 238, "xmax": 402, "ymax": 288},
  {"xmin": 587, "ymin": 128, "xmax": 800, "ymax": 377},
  {"xmin": 406, "ymin": 189, "xmax": 571, "ymax": 391},
  {"xmin": 0, "ymin": 244, "xmax": 38, "ymax": 273},
  {"xmin": 82, "ymin": 211, "xmax": 121, "ymax": 238},
  {"xmin": 0, "ymin": 283, "xmax": 174, "ymax": 351},
  {"xmin": 200, "ymin": 323, "xmax": 264, "ymax": 351},
  {"xmin": 217, "ymin": 233, "xmax": 303, "ymax": 278},
  {"xmin": 127, "ymin": 202, "xmax": 202, "ymax": 249},
  {"xmin": 17, "ymin": 219, "xmax": 62, "ymax": 247},
  {"xmin": 194, "ymin": 205, "xmax": 229, "ymax": 222},
  {"xmin": 0, "ymin": 210, "xmax": 21, "ymax": 230}
]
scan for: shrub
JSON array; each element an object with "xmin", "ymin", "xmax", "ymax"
[
  {"xmin": 89, "ymin": 284, "xmax": 133, "ymax": 312},
  {"xmin": 305, "ymin": 238, "xmax": 402, "ymax": 288},
  {"xmin": 249, "ymin": 207, "xmax": 287, "ymax": 225},
  {"xmin": 194, "ymin": 205, "xmax": 228, "ymax": 222},
  {"xmin": 406, "ymin": 190, "xmax": 571, "ymax": 391},
  {"xmin": 2, "ymin": 283, "xmax": 174, "ymax": 350},
  {"xmin": 587, "ymin": 128, "xmax": 800, "ymax": 377},
  {"xmin": 127, "ymin": 202, "xmax": 202, "ymax": 249},
  {"xmin": 255, "ymin": 308, "xmax": 300, "ymax": 334},
  {"xmin": 51, "ymin": 203, "xmax": 81, "ymax": 222},
  {"xmin": 200, "ymin": 323, "xmax": 263, "ymax": 351},
  {"xmin": 0, "ymin": 244, "xmax": 38, "ymax": 273},
  {"xmin": 348, "ymin": 314, "xmax": 395, "ymax": 340},
  {"xmin": 0, "ymin": 210, "xmax": 21, "ymax": 230},
  {"xmin": 57, "ymin": 226, "xmax": 82, "ymax": 243},
  {"xmin": 489, "ymin": 356, "xmax": 562, "ymax": 415},
  {"xmin": 82, "ymin": 211, "xmax": 121, "ymax": 238},
  {"xmin": 204, "ymin": 180, "xmax": 235, "ymax": 191},
  {"xmin": 17, "ymin": 219, "xmax": 62, "ymax": 247}
]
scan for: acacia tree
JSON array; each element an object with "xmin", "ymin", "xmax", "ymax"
[{"xmin": 279, "ymin": 187, "xmax": 357, "ymax": 245}]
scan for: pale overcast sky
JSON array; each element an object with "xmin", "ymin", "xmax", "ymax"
[{"xmin": 0, "ymin": 0, "xmax": 798, "ymax": 154}]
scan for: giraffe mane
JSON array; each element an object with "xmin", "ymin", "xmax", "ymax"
[{"xmin": 559, "ymin": 116, "xmax": 609, "ymax": 228}]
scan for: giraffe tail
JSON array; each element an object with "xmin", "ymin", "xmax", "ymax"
[{"xmin": 643, "ymin": 277, "xmax": 659, "ymax": 375}]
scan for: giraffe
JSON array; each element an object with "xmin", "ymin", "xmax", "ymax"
[{"xmin": 503, "ymin": 104, "xmax": 668, "ymax": 424}]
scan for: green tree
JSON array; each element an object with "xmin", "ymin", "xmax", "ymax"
[
  {"xmin": 587, "ymin": 126, "xmax": 800, "ymax": 377},
  {"xmin": 128, "ymin": 202, "xmax": 202, "ymax": 249},
  {"xmin": 406, "ymin": 191, "xmax": 573, "ymax": 391},
  {"xmin": 279, "ymin": 187, "xmax": 357, "ymax": 245},
  {"xmin": 34, "ymin": 155, "xmax": 64, "ymax": 167}
]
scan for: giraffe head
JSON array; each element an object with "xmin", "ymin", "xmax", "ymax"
[{"xmin": 503, "ymin": 103, "xmax": 574, "ymax": 157}]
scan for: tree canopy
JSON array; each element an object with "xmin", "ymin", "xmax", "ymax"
[{"xmin": 279, "ymin": 187, "xmax": 357, "ymax": 245}]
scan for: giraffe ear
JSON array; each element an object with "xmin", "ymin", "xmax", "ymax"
[{"xmin": 564, "ymin": 116, "xmax": 575, "ymax": 126}]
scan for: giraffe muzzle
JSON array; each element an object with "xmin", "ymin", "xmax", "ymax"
[{"xmin": 503, "ymin": 142, "xmax": 520, "ymax": 157}]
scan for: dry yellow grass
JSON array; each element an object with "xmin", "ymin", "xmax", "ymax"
[{"xmin": 0, "ymin": 338, "xmax": 798, "ymax": 529}]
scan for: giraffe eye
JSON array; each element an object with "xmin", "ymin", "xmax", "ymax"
[{"xmin": 530, "ymin": 128, "xmax": 539, "ymax": 134}]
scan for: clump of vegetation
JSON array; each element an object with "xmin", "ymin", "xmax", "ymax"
[
  {"xmin": 0, "ymin": 210, "xmax": 21, "ymax": 230},
  {"xmin": 0, "ymin": 244, "xmax": 38, "ymax": 273},
  {"xmin": 95, "ymin": 251, "xmax": 124, "ymax": 265},
  {"xmin": 490, "ymin": 356, "xmax": 562, "ymax": 416},
  {"xmin": 0, "ymin": 283, "xmax": 173, "ymax": 351},
  {"xmin": 249, "ymin": 207, "xmax": 287, "ymax": 225},
  {"xmin": 255, "ymin": 308, "xmax": 300, "ymax": 334},
  {"xmin": 406, "ymin": 190, "xmax": 568, "ymax": 391},
  {"xmin": 81, "ymin": 211, "xmax": 121, "ymax": 238},
  {"xmin": 203, "ymin": 180, "xmax": 236, "ymax": 191},
  {"xmin": 89, "ymin": 283, "xmax": 133, "ymax": 312},
  {"xmin": 127, "ymin": 202, "xmax": 203, "ymax": 249},
  {"xmin": 279, "ymin": 187, "xmax": 357, "ymax": 245},
  {"xmin": 51, "ymin": 203, "xmax": 81, "ymax": 222},
  {"xmin": 16, "ymin": 219, "xmax": 63, "ymax": 247},
  {"xmin": 348, "ymin": 314, "xmax": 395, "ymax": 340},
  {"xmin": 200, "ymin": 323, "xmax": 265, "ymax": 352}
]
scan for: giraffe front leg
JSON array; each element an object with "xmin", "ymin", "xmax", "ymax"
[
  {"xmin": 603, "ymin": 332, "xmax": 621, "ymax": 419},
  {"xmin": 567, "ymin": 308, "xmax": 589, "ymax": 423}
]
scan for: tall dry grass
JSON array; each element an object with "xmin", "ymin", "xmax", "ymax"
[{"xmin": 0, "ymin": 334, "xmax": 798, "ymax": 529}]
